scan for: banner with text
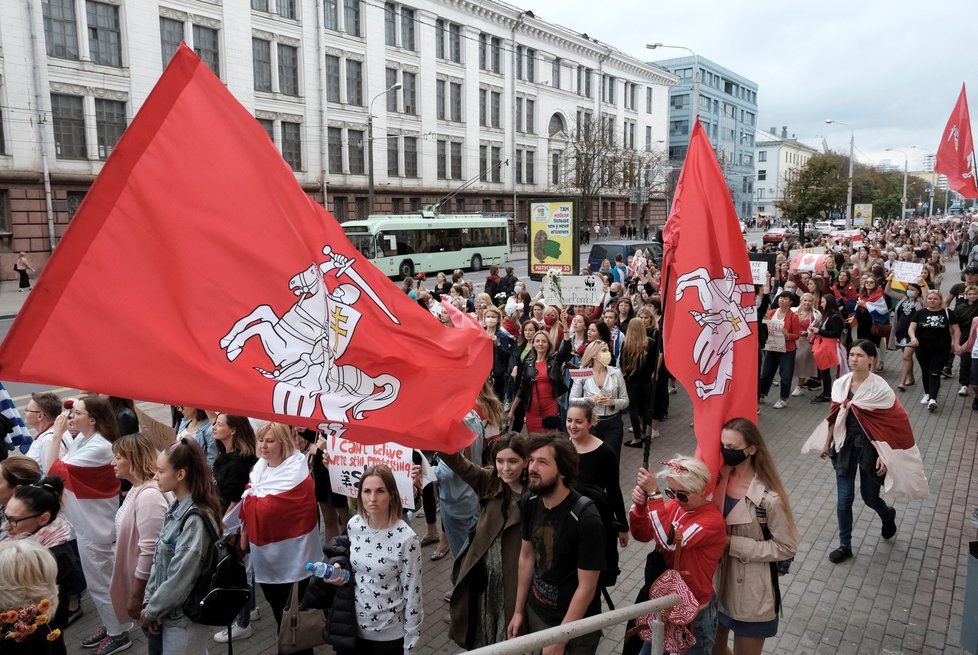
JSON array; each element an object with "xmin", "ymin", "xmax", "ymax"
[
  {"xmin": 891, "ymin": 261, "xmax": 924, "ymax": 284},
  {"xmin": 325, "ymin": 437, "xmax": 416, "ymax": 508},
  {"xmin": 529, "ymin": 200, "xmax": 576, "ymax": 278},
  {"xmin": 853, "ymin": 203, "xmax": 873, "ymax": 226},
  {"xmin": 543, "ymin": 274, "xmax": 603, "ymax": 306}
]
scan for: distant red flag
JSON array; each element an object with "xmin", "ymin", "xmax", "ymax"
[
  {"xmin": 0, "ymin": 44, "xmax": 491, "ymax": 452},
  {"xmin": 662, "ymin": 120, "xmax": 757, "ymax": 480},
  {"xmin": 935, "ymin": 83, "xmax": 978, "ymax": 199}
]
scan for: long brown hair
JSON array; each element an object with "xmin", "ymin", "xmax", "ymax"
[
  {"xmin": 619, "ymin": 318, "xmax": 650, "ymax": 376},
  {"xmin": 356, "ymin": 465, "xmax": 402, "ymax": 525},
  {"xmin": 476, "ymin": 379, "xmax": 504, "ymax": 429},
  {"xmin": 722, "ymin": 418, "xmax": 797, "ymax": 540},
  {"xmin": 80, "ymin": 395, "xmax": 121, "ymax": 443},
  {"xmin": 220, "ymin": 414, "xmax": 256, "ymax": 458},
  {"xmin": 165, "ymin": 437, "xmax": 224, "ymax": 531}
]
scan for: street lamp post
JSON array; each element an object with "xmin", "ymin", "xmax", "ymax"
[
  {"xmin": 825, "ymin": 119, "xmax": 854, "ymax": 227},
  {"xmin": 885, "ymin": 147, "xmax": 908, "ymax": 220},
  {"xmin": 911, "ymin": 145, "xmax": 936, "ymax": 217},
  {"xmin": 646, "ymin": 43, "xmax": 698, "ymax": 127},
  {"xmin": 367, "ymin": 83, "xmax": 402, "ymax": 216}
]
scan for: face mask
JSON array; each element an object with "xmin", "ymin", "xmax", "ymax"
[
  {"xmin": 906, "ymin": 290, "xmax": 918, "ymax": 299},
  {"xmin": 544, "ymin": 315, "xmax": 557, "ymax": 327},
  {"xmin": 597, "ymin": 351, "xmax": 612, "ymax": 366},
  {"xmin": 514, "ymin": 285, "xmax": 523, "ymax": 294},
  {"xmin": 721, "ymin": 447, "xmax": 749, "ymax": 467}
]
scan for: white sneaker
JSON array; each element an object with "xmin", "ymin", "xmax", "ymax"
[
  {"xmin": 928, "ymin": 399, "xmax": 938, "ymax": 412},
  {"xmin": 773, "ymin": 399, "xmax": 787, "ymax": 409},
  {"xmin": 648, "ymin": 429, "xmax": 660, "ymax": 440},
  {"xmin": 214, "ymin": 624, "xmax": 253, "ymax": 643},
  {"xmin": 791, "ymin": 387, "xmax": 804, "ymax": 397},
  {"xmin": 959, "ymin": 385, "xmax": 969, "ymax": 397},
  {"xmin": 920, "ymin": 394, "xmax": 931, "ymax": 405},
  {"xmin": 250, "ymin": 607, "xmax": 260, "ymax": 621}
]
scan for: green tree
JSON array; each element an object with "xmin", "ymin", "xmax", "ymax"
[{"xmin": 776, "ymin": 153, "xmax": 847, "ymax": 241}]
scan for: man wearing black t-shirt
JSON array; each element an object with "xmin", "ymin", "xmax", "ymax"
[{"xmin": 508, "ymin": 434, "xmax": 605, "ymax": 655}]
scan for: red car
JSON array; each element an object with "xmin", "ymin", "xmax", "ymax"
[{"xmin": 762, "ymin": 228, "xmax": 796, "ymax": 244}]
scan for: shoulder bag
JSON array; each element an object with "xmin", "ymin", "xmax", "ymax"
[{"xmin": 278, "ymin": 581, "xmax": 327, "ymax": 654}]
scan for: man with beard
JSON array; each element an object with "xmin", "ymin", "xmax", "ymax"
[{"xmin": 506, "ymin": 434, "xmax": 605, "ymax": 655}]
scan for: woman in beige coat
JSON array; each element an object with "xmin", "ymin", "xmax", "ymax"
[
  {"xmin": 712, "ymin": 418, "xmax": 798, "ymax": 655},
  {"xmin": 441, "ymin": 433, "xmax": 527, "ymax": 650}
]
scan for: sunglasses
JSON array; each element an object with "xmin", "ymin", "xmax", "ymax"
[{"xmin": 663, "ymin": 487, "xmax": 691, "ymax": 503}]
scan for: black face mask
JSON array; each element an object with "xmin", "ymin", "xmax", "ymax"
[{"xmin": 721, "ymin": 447, "xmax": 749, "ymax": 467}]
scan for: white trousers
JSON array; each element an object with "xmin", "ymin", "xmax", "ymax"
[{"xmin": 76, "ymin": 532, "xmax": 127, "ymax": 636}]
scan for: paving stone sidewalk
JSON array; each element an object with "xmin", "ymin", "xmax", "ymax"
[{"xmin": 62, "ymin": 281, "xmax": 977, "ymax": 655}]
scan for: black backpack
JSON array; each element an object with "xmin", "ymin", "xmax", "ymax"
[
  {"xmin": 179, "ymin": 508, "xmax": 250, "ymax": 627},
  {"xmin": 569, "ymin": 483, "xmax": 621, "ymax": 593}
]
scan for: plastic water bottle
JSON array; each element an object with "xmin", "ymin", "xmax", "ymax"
[{"xmin": 306, "ymin": 561, "xmax": 350, "ymax": 584}]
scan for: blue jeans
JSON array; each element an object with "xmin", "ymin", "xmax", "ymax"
[
  {"xmin": 835, "ymin": 450, "xmax": 890, "ymax": 549},
  {"xmin": 759, "ymin": 350, "xmax": 796, "ymax": 400},
  {"xmin": 638, "ymin": 594, "xmax": 717, "ymax": 655}
]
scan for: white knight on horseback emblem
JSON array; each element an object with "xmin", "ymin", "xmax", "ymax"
[{"xmin": 219, "ymin": 245, "xmax": 401, "ymax": 428}]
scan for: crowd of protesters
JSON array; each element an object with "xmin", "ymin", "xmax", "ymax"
[{"xmin": 1, "ymin": 212, "xmax": 972, "ymax": 655}]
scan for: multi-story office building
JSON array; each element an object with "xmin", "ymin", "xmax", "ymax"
[
  {"xmin": 652, "ymin": 55, "xmax": 758, "ymax": 219},
  {"xmin": 0, "ymin": 0, "xmax": 676, "ymax": 274},
  {"xmin": 753, "ymin": 126, "xmax": 817, "ymax": 222}
]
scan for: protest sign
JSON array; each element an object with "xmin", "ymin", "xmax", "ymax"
[
  {"xmin": 750, "ymin": 261, "xmax": 768, "ymax": 285},
  {"xmin": 891, "ymin": 261, "xmax": 924, "ymax": 284},
  {"xmin": 325, "ymin": 436, "xmax": 416, "ymax": 508},
  {"xmin": 543, "ymin": 274, "xmax": 603, "ymax": 306},
  {"xmin": 763, "ymin": 319, "xmax": 786, "ymax": 352}
]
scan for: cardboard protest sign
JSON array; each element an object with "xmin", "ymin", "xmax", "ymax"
[
  {"xmin": 543, "ymin": 275, "xmax": 603, "ymax": 306},
  {"xmin": 891, "ymin": 261, "xmax": 924, "ymax": 284},
  {"xmin": 325, "ymin": 436, "xmax": 416, "ymax": 508}
]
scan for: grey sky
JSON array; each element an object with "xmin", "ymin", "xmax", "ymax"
[{"xmin": 528, "ymin": 0, "xmax": 978, "ymax": 172}]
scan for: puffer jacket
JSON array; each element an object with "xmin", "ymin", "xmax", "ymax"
[{"xmin": 301, "ymin": 535, "xmax": 356, "ymax": 653}]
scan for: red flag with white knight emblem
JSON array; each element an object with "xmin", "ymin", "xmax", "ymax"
[
  {"xmin": 662, "ymin": 119, "xmax": 757, "ymax": 480},
  {"xmin": 935, "ymin": 83, "xmax": 978, "ymax": 199},
  {"xmin": 0, "ymin": 44, "xmax": 491, "ymax": 452}
]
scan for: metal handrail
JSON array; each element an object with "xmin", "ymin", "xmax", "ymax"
[{"xmin": 465, "ymin": 594, "xmax": 681, "ymax": 655}]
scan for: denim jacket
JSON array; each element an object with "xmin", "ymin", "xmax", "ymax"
[
  {"xmin": 179, "ymin": 418, "xmax": 216, "ymax": 467},
  {"xmin": 143, "ymin": 496, "xmax": 215, "ymax": 623}
]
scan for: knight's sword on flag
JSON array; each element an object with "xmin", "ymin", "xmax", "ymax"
[{"xmin": 322, "ymin": 246, "xmax": 401, "ymax": 325}]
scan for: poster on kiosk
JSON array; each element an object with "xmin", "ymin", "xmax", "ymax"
[{"xmin": 528, "ymin": 198, "xmax": 579, "ymax": 281}]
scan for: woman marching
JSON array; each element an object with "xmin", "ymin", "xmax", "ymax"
[
  {"xmin": 569, "ymin": 340, "xmax": 630, "ymax": 459},
  {"xmin": 443, "ymin": 433, "xmax": 527, "ymax": 649},
  {"xmin": 713, "ymin": 418, "xmax": 798, "ymax": 655},
  {"xmin": 319, "ymin": 465, "xmax": 423, "ymax": 654},
  {"xmin": 620, "ymin": 319, "xmax": 657, "ymax": 449},
  {"xmin": 809, "ymin": 295, "xmax": 846, "ymax": 403},
  {"xmin": 758, "ymin": 292, "xmax": 801, "ymax": 410},
  {"xmin": 510, "ymin": 329, "xmax": 572, "ymax": 434},
  {"xmin": 908, "ymin": 289, "xmax": 958, "ymax": 412},
  {"xmin": 803, "ymin": 340, "xmax": 929, "ymax": 563},
  {"xmin": 890, "ymin": 282, "xmax": 924, "ymax": 392},
  {"xmin": 141, "ymin": 438, "xmax": 223, "ymax": 654}
]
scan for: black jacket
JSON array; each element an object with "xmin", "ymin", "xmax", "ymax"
[
  {"xmin": 514, "ymin": 340, "xmax": 572, "ymax": 410},
  {"xmin": 212, "ymin": 449, "xmax": 258, "ymax": 513},
  {"xmin": 302, "ymin": 535, "xmax": 357, "ymax": 653}
]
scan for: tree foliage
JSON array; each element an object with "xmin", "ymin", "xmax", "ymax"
[
  {"xmin": 776, "ymin": 153, "xmax": 847, "ymax": 240},
  {"xmin": 559, "ymin": 114, "xmax": 667, "ymax": 222}
]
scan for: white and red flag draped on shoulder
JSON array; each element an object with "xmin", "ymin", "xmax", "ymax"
[
  {"xmin": 0, "ymin": 44, "xmax": 491, "ymax": 452},
  {"xmin": 935, "ymin": 83, "xmax": 978, "ymax": 199},
  {"xmin": 238, "ymin": 452, "xmax": 322, "ymax": 584},
  {"xmin": 662, "ymin": 119, "xmax": 757, "ymax": 480}
]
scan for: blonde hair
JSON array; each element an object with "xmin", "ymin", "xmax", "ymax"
[
  {"xmin": 581, "ymin": 339, "xmax": 608, "ymax": 368},
  {"xmin": 659, "ymin": 455, "xmax": 711, "ymax": 494},
  {"xmin": 0, "ymin": 539, "xmax": 58, "ymax": 616},
  {"xmin": 112, "ymin": 433, "xmax": 159, "ymax": 483},
  {"xmin": 619, "ymin": 319, "xmax": 649, "ymax": 376},
  {"xmin": 255, "ymin": 422, "xmax": 295, "ymax": 460}
]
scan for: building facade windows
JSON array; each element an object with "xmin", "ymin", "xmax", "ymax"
[
  {"xmin": 757, "ymin": 169, "xmax": 766, "ymax": 181},
  {"xmin": 192, "ymin": 25, "xmax": 220, "ymax": 77},
  {"xmin": 344, "ymin": 0, "xmax": 362, "ymax": 37},
  {"xmin": 94, "ymin": 98, "xmax": 126, "ymax": 160},
  {"xmin": 479, "ymin": 33, "xmax": 501, "ymax": 73},
  {"xmin": 277, "ymin": 44, "xmax": 299, "ymax": 96},
  {"xmin": 346, "ymin": 59, "xmax": 363, "ymax": 105},
  {"xmin": 159, "ymin": 17, "xmax": 183, "ymax": 67},
  {"xmin": 326, "ymin": 55, "xmax": 341, "ymax": 102},
  {"xmin": 276, "ymin": 0, "xmax": 297, "ymax": 20},
  {"xmin": 86, "ymin": 1, "xmax": 122, "ymax": 67},
  {"xmin": 253, "ymin": 39, "xmax": 272, "ymax": 91},
  {"xmin": 435, "ymin": 19, "xmax": 462, "ymax": 63},
  {"xmin": 43, "ymin": 0, "xmax": 80, "ymax": 60},
  {"xmin": 257, "ymin": 117, "xmax": 274, "ymax": 140},
  {"xmin": 552, "ymin": 58, "xmax": 561, "ymax": 88},
  {"xmin": 51, "ymin": 93, "xmax": 86, "ymax": 159},
  {"xmin": 327, "ymin": 126, "xmax": 342, "ymax": 171},
  {"xmin": 348, "ymin": 129, "xmax": 365, "ymax": 174},
  {"xmin": 281, "ymin": 121, "xmax": 302, "ymax": 170}
]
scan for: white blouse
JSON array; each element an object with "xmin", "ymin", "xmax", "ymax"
[{"xmin": 569, "ymin": 366, "xmax": 630, "ymax": 417}]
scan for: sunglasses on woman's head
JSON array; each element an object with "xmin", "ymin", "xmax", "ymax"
[{"xmin": 663, "ymin": 487, "xmax": 690, "ymax": 503}]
